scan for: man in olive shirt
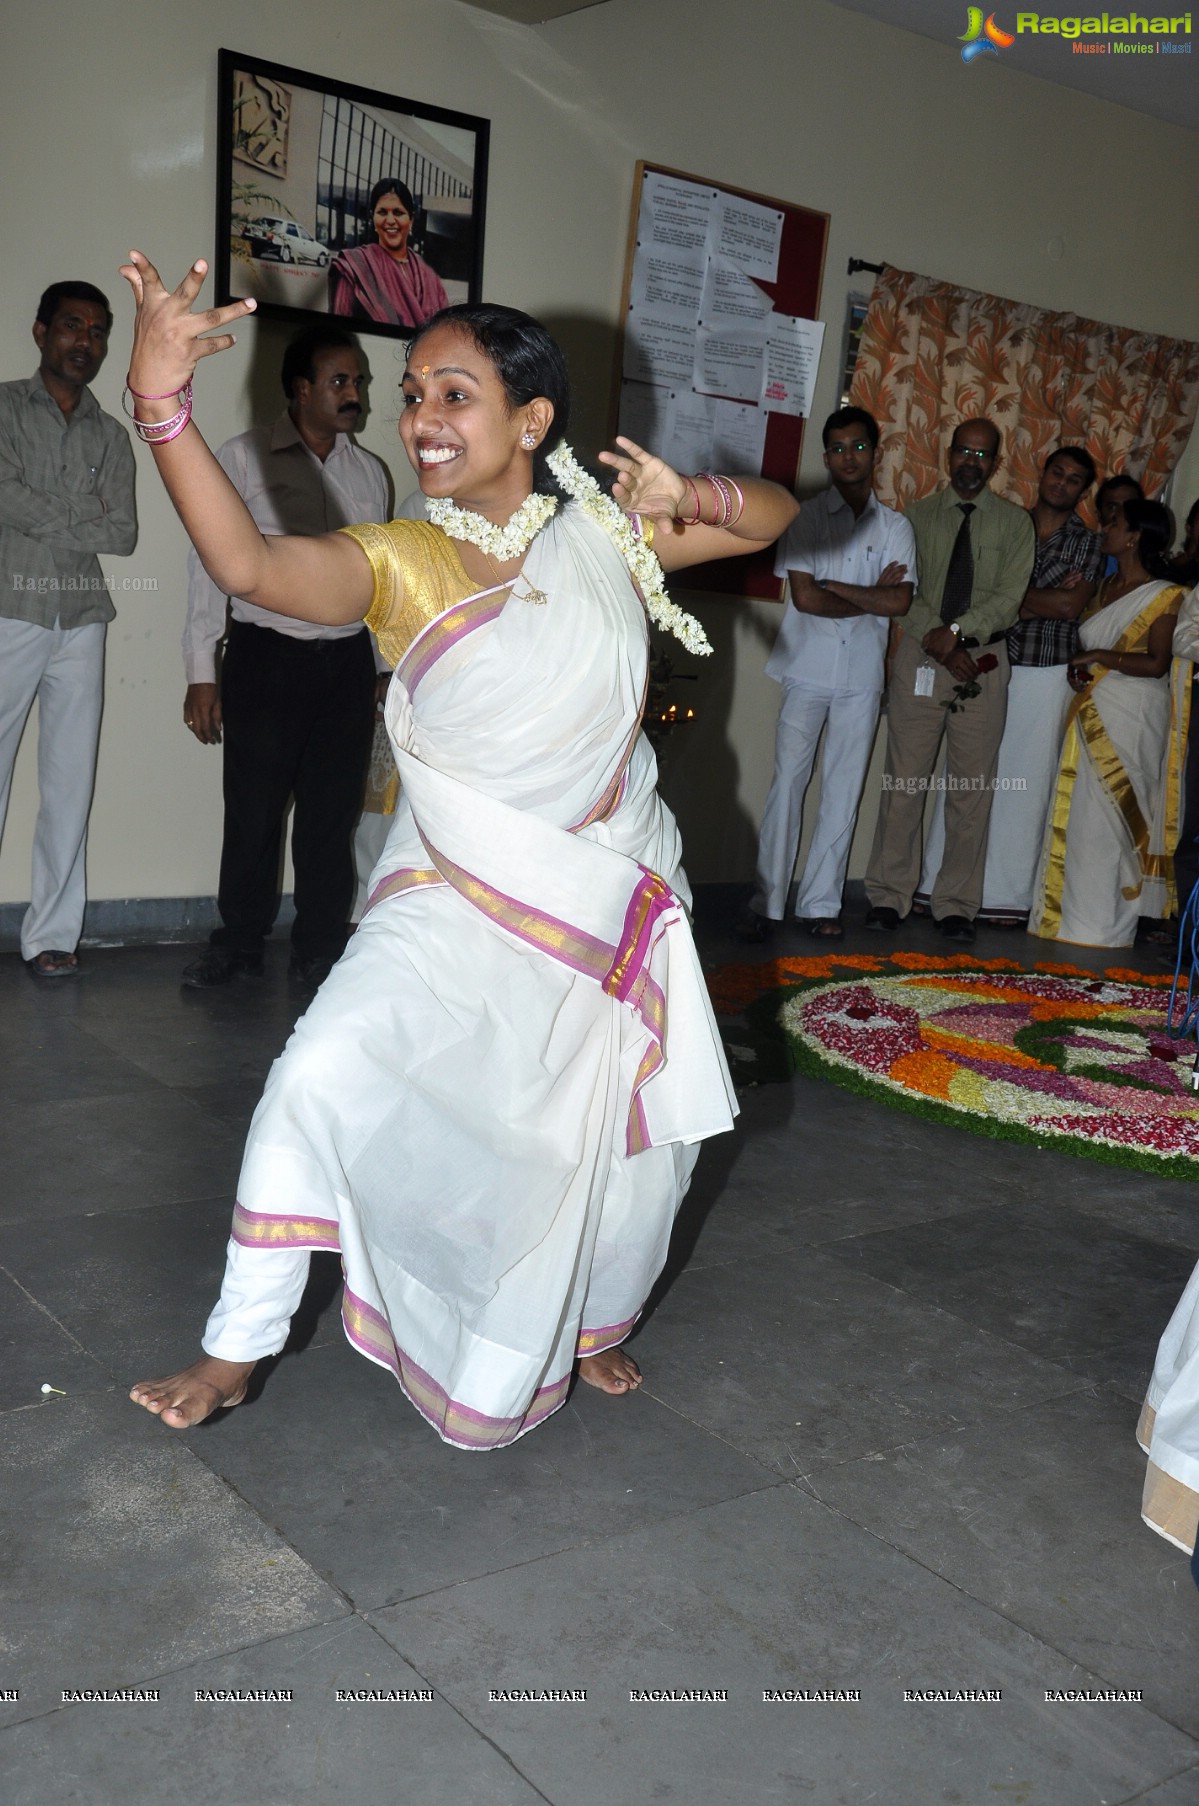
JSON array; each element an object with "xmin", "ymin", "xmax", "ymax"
[
  {"xmin": 0, "ymin": 282, "xmax": 138, "ymax": 975},
  {"xmin": 864, "ymin": 420, "xmax": 1034, "ymax": 943}
]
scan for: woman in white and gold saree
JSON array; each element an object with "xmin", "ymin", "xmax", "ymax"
[
  {"xmin": 123, "ymin": 254, "xmax": 798, "ymax": 1448},
  {"xmin": 1029, "ymin": 500, "xmax": 1187, "ymax": 949}
]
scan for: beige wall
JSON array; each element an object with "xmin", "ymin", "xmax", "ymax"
[{"xmin": 2, "ymin": 0, "xmax": 1197, "ymax": 909}]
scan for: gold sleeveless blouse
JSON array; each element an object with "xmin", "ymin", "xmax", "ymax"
[{"xmin": 339, "ymin": 520, "xmax": 476, "ymax": 667}]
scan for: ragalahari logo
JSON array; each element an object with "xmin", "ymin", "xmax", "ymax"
[{"xmin": 960, "ymin": 7, "xmax": 1017, "ymax": 58}]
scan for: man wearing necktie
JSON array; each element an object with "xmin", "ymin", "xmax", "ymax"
[{"xmin": 864, "ymin": 420, "xmax": 1035, "ymax": 942}]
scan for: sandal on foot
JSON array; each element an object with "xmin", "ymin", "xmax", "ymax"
[
  {"xmin": 801, "ymin": 917, "xmax": 844, "ymax": 939},
  {"xmin": 25, "ymin": 949, "xmax": 79, "ymax": 978}
]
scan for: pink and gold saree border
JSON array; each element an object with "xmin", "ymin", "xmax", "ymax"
[
  {"xmin": 363, "ymin": 864, "xmax": 443, "ymax": 917},
  {"xmin": 341, "ymin": 1285, "xmax": 571, "ymax": 1451},
  {"xmin": 421, "ymin": 845, "xmax": 678, "ymax": 1154},
  {"xmin": 231, "ymin": 1201, "xmax": 341, "ymax": 1252},
  {"xmin": 422, "ymin": 836, "xmax": 615, "ymax": 984},
  {"xmin": 576, "ymin": 1312, "xmax": 641, "ymax": 1356},
  {"xmin": 397, "ymin": 583, "xmax": 510, "ymax": 699}
]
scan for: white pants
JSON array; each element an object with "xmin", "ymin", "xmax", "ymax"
[
  {"xmin": 919, "ymin": 663, "xmax": 1069, "ymax": 915},
  {"xmin": 751, "ymin": 682, "xmax": 880, "ymax": 919},
  {"xmin": 0, "ymin": 618, "xmax": 105, "ymax": 960}
]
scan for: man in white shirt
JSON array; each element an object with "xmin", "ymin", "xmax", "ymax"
[
  {"xmin": 740, "ymin": 408, "xmax": 915, "ymax": 940},
  {"xmin": 181, "ymin": 325, "xmax": 389, "ymax": 989}
]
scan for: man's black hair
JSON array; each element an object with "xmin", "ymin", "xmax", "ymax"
[{"xmin": 36, "ymin": 282, "xmax": 113, "ymax": 331}]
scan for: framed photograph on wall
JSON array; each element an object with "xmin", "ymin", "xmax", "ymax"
[{"xmin": 215, "ymin": 49, "xmax": 489, "ymax": 339}]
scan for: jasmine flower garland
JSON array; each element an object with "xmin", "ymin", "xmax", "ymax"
[
  {"xmin": 547, "ymin": 445, "xmax": 712, "ymax": 657},
  {"xmin": 425, "ymin": 446, "xmax": 712, "ymax": 657},
  {"xmin": 426, "ymin": 488, "xmax": 557, "ymax": 560}
]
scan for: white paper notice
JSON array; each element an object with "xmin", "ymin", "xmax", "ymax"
[
  {"xmin": 618, "ymin": 380, "xmax": 668, "ymax": 453},
  {"xmin": 698, "ymin": 257, "xmax": 772, "ymax": 332},
  {"xmin": 693, "ymin": 329, "xmax": 767, "ymax": 405},
  {"xmin": 624, "ymin": 312, "xmax": 700, "ymax": 388},
  {"xmin": 711, "ymin": 399, "xmax": 768, "ymax": 474},
  {"xmin": 663, "ymin": 391, "xmax": 717, "ymax": 476},
  {"xmin": 639, "ymin": 169, "xmax": 716, "ymax": 255},
  {"xmin": 630, "ymin": 242, "xmax": 706, "ymax": 320},
  {"xmin": 714, "ymin": 193, "xmax": 783, "ymax": 284},
  {"xmin": 761, "ymin": 315, "xmax": 826, "ymax": 418}
]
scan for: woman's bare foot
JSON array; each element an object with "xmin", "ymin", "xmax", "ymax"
[
  {"xmin": 578, "ymin": 1347, "xmax": 642, "ymax": 1394},
  {"xmin": 129, "ymin": 1356, "xmax": 256, "ymax": 1428}
]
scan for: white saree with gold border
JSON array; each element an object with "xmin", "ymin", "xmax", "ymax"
[
  {"xmin": 1139, "ymin": 1271, "xmax": 1199, "ymax": 1554},
  {"xmin": 214, "ymin": 506, "xmax": 736, "ymax": 1449},
  {"xmin": 1029, "ymin": 581, "xmax": 1188, "ymax": 948}
]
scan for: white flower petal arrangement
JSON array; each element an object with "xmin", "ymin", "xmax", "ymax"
[{"xmin": 425, "ymin": 443, "xmax": 712, "ymax": 657}]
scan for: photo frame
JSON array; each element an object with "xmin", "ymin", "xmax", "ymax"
[{"xmin": 215, "ymin": 49, "xmax": 489, "ymax": 340}]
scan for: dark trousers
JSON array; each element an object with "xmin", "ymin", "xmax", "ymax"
[
  {"xmin": 213, "ymin": 621, "xmax": 375, "ymax": 962},
  {"xmin": 1177, "ymin": 679, "xmax": 1199, "ymax": 923}
]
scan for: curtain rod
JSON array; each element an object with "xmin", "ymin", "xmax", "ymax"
[{"xmin": 848, "ymin": 258, "xmax": 884, "ymax": 277}]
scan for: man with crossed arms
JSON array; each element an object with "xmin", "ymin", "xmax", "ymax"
[{"xmin": 740, "ymin": 406, "xmax": 913, "ymax": 941}]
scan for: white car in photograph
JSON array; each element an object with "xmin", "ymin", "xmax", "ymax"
[{"xmin": 241, "ymin": 217, "xmax": 329, "ymax": 267}]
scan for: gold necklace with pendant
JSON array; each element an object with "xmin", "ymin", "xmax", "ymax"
[{"xmin": 482, "ymin": 549, "xmax": 547, "ymax": 608}]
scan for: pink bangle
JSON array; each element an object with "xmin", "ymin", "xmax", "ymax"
[
  {"xmin": 125, "ymin": 377, "xmax": 190, "ymax": 402},
  {"xmin": 706, "ymin": 474, "xmax": 733, "ymax": 529},
  {"xmin": 131, "ymin": 381, "xmax": 193, "ymax": 445},
  {"xmin": 702, "ymin": 473, "xmax": 748, "ymax": 530},
  {"xmin": 678, "ymin": 477, "xmax": 703, "ymax": 526},
  {"xmin": 140, "ymin": 408, "xmax": 192, "ymax": 446}
]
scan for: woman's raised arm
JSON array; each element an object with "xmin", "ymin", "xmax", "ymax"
[
  {"xmin": 119, "ymin": 252, "xmax": 371, "ymax": 624},
  {"xmin": 597, "ymin": 437, "xmax": 798, "ymax": 573}
]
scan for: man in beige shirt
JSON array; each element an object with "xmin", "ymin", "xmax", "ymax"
[{"xmin": 864, "ymin": 420, "xmax": 1034, "ymax": 943}]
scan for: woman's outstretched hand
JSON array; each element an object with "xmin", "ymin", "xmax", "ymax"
[
  {"xmin": 119, "ymin": 252, "xmax": 255, "ymax": 398},
  {"xmin": 598, "ymin": 436, "xmax": 688, "ymax": 528}
]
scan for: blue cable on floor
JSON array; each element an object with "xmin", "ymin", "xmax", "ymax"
[{"xmin": 1167, "ymin": 879, "xmax": 1199, "ymax": 1088}]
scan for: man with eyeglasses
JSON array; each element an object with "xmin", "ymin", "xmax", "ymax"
[
  {"xmin": 739, "ymin": 406, "xmax": 914, "ymax": 941},
  {"xmin": 864, "ymin": 419, "xmax": 1034, "ymax": 943},
  {"xmin": 180, "ymin": 324, "xmax": 390, "ymax": 990}
]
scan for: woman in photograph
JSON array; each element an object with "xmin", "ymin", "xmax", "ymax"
[
  {"xmin": 122, "ymin": 251, "xmax": 797, "ymax": 1449},
  {"xmin": 1029, "ymin": 499, "xmax": 1186, "ymax": 948},
  {"xmin": 329, "ymin": 177, "xmax": 450, "ymax": 328}
]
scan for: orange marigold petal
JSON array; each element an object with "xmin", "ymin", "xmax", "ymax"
[{"xmin": 887, "ymin": 1048, "xmax": 959, "ymax": 1098}]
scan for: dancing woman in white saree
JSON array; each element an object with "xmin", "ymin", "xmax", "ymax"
[
  {"xmin": 1029, "ymin": 500, "xmax": 1186, "ymax": 950},
  {"xmin": 124, "ymin": 254, "xmax": 798, "ymax": 1448}
]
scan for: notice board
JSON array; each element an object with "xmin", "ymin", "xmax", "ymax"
[{"xmin": 614, "ymin": 163, "xmax": 830, "ymax": 599}]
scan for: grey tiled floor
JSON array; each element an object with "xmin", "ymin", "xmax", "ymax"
[{"xmin": 3, "ymin": 908, "xmax": 1199, "ymax": 1805}]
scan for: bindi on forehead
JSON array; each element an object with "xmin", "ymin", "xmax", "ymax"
[
  {"xmin": 54, "ymin": 310, "xmax": 107, "ymax": 331},
  {"xmin": 403, "ymin": 363, "xmax": 477, "ymax": 384}
]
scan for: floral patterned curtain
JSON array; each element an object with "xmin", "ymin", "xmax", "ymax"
[{"xmin": 848, "ymin": 265, "xmax": 1199, "ymax": 524}]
